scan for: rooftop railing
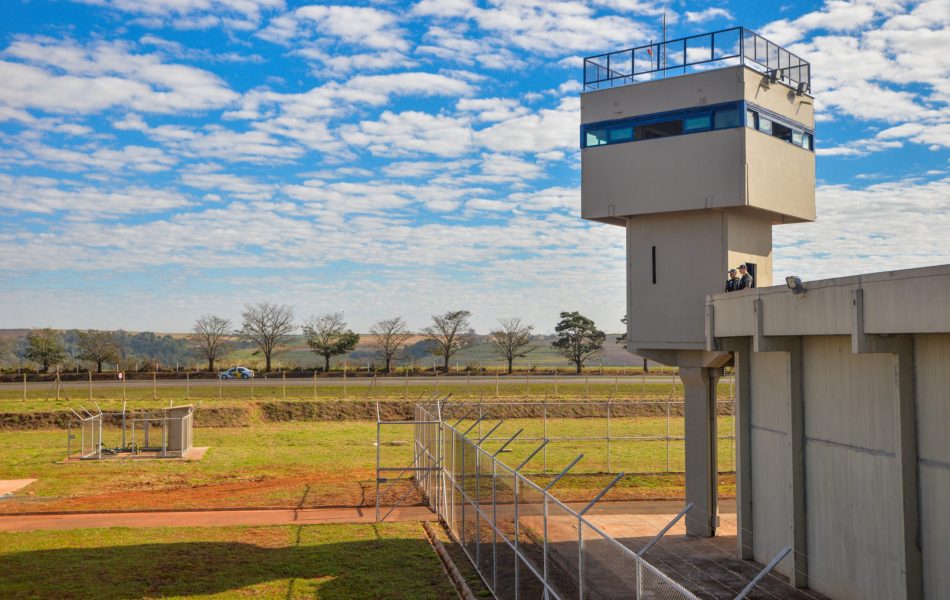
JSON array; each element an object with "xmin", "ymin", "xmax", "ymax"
[{"xmin": 583, "ymin": 26, "xmax": 810, "ymax": 93}]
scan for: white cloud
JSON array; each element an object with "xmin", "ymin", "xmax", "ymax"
[
  {"xmin": 775, "ymin": 176, "xmax": 950, "ymax": 277},
  {"xmin": 456, "ymin": 97, "xmax": 529, "ymax": 122},
  {"xmin": 180, "ymin": 168, "xmax": 276, "ymax": 200},
  {"xmin": 685, "ymin": 8, "xmax": 733, "ymax": 23},
  {"xmin": 74, "ymin": 0, "xmax": 284, "ymax": 30},
  {"xmin": 474, "ymin": 96, "xmax": 579, "ymax": 153},
  {"xmin": 0, "ymin": 38, "xmax": 237, "ymax": 115},
  {"xmin": 260, "ymin": 5, "xmax": 407, "ymax": 51},
  {"xmin": 0, "ymin": 174, "xmax": 191, "ymax": 216},
  {"xmin": 340, "ymin": 111, "xmax": 475, "ymax": 157}
]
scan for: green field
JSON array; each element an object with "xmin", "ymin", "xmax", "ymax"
[
  {"xmin": 0, "ymin": 380, "xmax": 734, "ymax": 413},
  {"xmin": 0, "ymin": 523, "xmax": 455, "ymax": 599},
  {"xmin": 1, "ymin": 416, "xmax": 735, "ymax": 514}
]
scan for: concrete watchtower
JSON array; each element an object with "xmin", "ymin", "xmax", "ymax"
[{"xmin": 580, "ymin": 27, "xmax": 816, "ymax": 536}]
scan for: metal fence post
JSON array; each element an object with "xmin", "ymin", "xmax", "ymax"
[
  {"xmin": 666, "ymin": 400, "xmax": 672, "ymax": 472},
  {"xmin": 578, "ymin": 514, "xmax": 584, "ymax": 600},
  {"xmin": 185, "ymin": 371, "xmax": 190, "ymax": 400},
  {"xmin": 606, "ymin": 399, "xmax": 612, "ymax": 473},
  {"xmin": 543, "ymin": 400, "xmax": 548, "ymax": 473}
]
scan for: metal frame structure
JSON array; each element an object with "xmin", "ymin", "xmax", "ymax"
[
  {"xmin": 66, "ymin": 404, "xmax": 197, "ymax": 460},
  {"xmin": 583, "ymin": 26, "xmax": 811, "ymax": 92},
  {"xmin": 409, "ymin": 401, "xmax": 699, "ymax": 599}
]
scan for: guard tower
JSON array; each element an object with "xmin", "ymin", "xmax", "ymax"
[{"xmin": 580, "ymin": 28, "xmax": 816, "ymax": 537}]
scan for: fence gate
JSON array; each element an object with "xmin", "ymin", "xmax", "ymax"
[{"xmin": 375, "ymin": 397, "xmax": 445, "ymax": 521}]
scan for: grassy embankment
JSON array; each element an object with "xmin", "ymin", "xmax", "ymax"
[{"xmin": 0, "ymin": 522, "xmax": 456, "ymax": 599}]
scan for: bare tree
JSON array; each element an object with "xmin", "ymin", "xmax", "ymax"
[
  {"xmin": 76, "ymin": 330, "xmax": 122, "ymax": 373},
  {"xmin": 369, "ymin": 317, "xmax": 414, "ymax": 373},
  {"xmin": 302, "ymin": 312, "xmax": 360, "ymax": 372},
  {"xmin": 240, "ymin": 303, "xmax": 295, "ymax": 372},
  {"xmin": 191, "ymin": 315, "xmax": 233, "ymax": 372},
  {"xmin": 422, "ymin": 310, "xmax": 474, "ymax": 371},
  {"xmin": 490, "ymin": 318, "xmax": 536, "ymax": 374}
]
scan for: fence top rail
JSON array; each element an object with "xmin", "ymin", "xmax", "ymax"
[
  {"xmin": 583, "ymin": 25, "xmax": 810, "ymax": 93},
  {"xmin": 437, "ymin": 399, "xmax": 734, "ymax": 408}
]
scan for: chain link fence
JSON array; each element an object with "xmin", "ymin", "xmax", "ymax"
[{"xmin": 411, "ymin": 402, "xmax": 700, "ymax": 600}]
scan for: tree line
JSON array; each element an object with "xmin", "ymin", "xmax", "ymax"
[{"xmin": 5, "ymin": 305, "xmax": 608, "ymax": 375}]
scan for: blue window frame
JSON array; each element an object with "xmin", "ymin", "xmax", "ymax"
[
  {"xmin": 581, "ymin": 100, "xmax": 814, "ymax": 152},
  {"xmin": 745, "ymin": 103, "xmax": 814, "ymax": 151}
]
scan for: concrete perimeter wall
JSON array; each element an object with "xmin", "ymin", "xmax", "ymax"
[{"xmin": 708, "ymin": 264, "xmax": 950, "ymax": 600}]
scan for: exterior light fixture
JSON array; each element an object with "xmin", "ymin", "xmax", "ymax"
[{"xmin": 786, "ymin": 275, "xmax": 805, "ymax": 295}]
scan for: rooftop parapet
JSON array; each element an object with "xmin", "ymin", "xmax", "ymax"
[{"xmin": 583, "ymin": 27, "xmax": 810, "ymax": 94}]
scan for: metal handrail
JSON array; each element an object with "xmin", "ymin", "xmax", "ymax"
[{"xmin": 583, "ymin": 26, "xmax": 810, "ymax": 92}]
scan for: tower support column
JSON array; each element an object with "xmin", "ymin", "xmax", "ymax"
[{"xmin": 680, "ymin": 365, "xmax": 720, "ymax": 537}]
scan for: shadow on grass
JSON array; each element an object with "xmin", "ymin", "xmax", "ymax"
[{"xmin": 0, "ymin": 530, "xmax": 455, "ymax": 600}]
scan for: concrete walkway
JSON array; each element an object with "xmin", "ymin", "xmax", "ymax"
[{"xmin": 0, "ymin": 506, "xmax": 436, "ymax": 532}]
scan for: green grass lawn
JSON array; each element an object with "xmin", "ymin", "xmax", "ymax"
[
  {"xmin": 0, "ymin": 380, "xmax": 734, "ymax": 413},
  {"xmin": 0, "ymin": 416, "xmax": 734, "ymax": 513},
  {"xmin": 0, "ymin": 522, "xmax": 456, "ymax": 599}
]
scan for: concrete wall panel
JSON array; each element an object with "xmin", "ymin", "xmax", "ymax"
[
  {"xmin": 802, "ymin": 336, "xmax": 903, "ymax": 599},
  {"xmin": 581, "ymin": 67, "xmax": 743, "ymax": 124},
  {"xmin": 863, "ymin": 275, "xmax": 950, "ymax": 334},
  {"xmin": 726, "ymin": 211, "xmax": 774, "ymax": 287},
  {"xmin": 627, "ymin": 212, "xmax": 726, "ymax": 348},
  {"xmin": 582, "ymin": 129, "xmax": 743, "ymax": 220},
  {"xmin": 744, "ymin": 130, "xmax": 816, "ymax": 223},
  {"xmin": 709, "ymin": 295, "xmax": 756, "ymax": 338},
  {"xmin": 805, "ymin": 441, "xmax": 903, "ymax": 600},
  {"xmin": 749, "ymin": 351, "xmax": 792, "ymax": 574},
  {"xmin": 803, "ymin": 336, "xmax": 897, "ymax": 452},
  {"xmin": 914, "ymin": 333, "xmax": 950, "ymax": 599}
]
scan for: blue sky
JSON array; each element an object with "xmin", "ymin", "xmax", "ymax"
[{"xmin": 1, "ymin": 0, "xmax": 947, "ymax": 333}]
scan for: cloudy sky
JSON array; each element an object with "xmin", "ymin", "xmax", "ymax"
[{"xmin": 1, "ymin": 0, "xmax": 947, "ymax": 333}]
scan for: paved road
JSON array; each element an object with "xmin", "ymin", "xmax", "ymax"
[{"xmin": 1, "ymin": 374, "xmax": 714, "ymax": 392}]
